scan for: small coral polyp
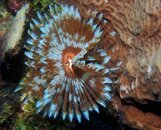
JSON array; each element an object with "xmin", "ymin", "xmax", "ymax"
[{"xmin": 18, "ymin": 4, "xmax": 112, "ymax": 122}]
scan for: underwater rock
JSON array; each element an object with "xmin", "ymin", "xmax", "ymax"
[
  {"xmin": 89, "ymin": 0, "xmax": 161, "ymax": 91},
  {"xmin": 5, "ymin": 4, "xmax": 29, "ymax": 53},
  {"xmin": 119, "ymin": 67, "xmax": 161, "ymax": 102},
  {"xmin": 86, "ymin": 0, "xmax": 161, "ymax": 129},
  {"xmin": 113, "ymin": 96, "xmax": 161, "ymax": 130},
  {"xmin": 101, "ymin": 0, "xmax": 161, "ymax": 102}
]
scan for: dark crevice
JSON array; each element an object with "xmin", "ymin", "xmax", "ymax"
[
  {"xmin": 1, "ymin": 50, "xmax": 26, "ymax": 84},
  {"xmin": 121, "ymin": 99, "xmax": 161, "ymax": 116},
  {"xmin": 72, "ymin": 106, "xmax": 136, "ymax": 130}
]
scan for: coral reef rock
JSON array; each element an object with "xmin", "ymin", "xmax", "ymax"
[
  {"xmin": 113, "ymin": 96, "xmax": 161, "ymax": 130},
  {"xmin": 5, "ymin": 4, "xmax": 29, "ymax": 53}
]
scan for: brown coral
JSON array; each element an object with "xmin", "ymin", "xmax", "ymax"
[
  {"xmin": 113, "ymin": 96, "xmax": 161, "ymax": 130},
  {"xmin": 101, "ymin": 0, "xmax": 161, "ymax": 102}
]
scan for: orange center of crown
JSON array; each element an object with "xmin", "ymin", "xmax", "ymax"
[{"xmin": 62, "ymin": 46, "xmax": 81, "ymax": 78}]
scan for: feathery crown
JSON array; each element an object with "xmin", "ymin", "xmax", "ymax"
[{"xmin": 17, "ymin": 4, "xmax": 112, "ymax": 123}]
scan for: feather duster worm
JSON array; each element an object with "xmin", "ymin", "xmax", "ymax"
[{"xmin": 17, "ymin": 4, "xmax": 113, "ymax": 122}]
